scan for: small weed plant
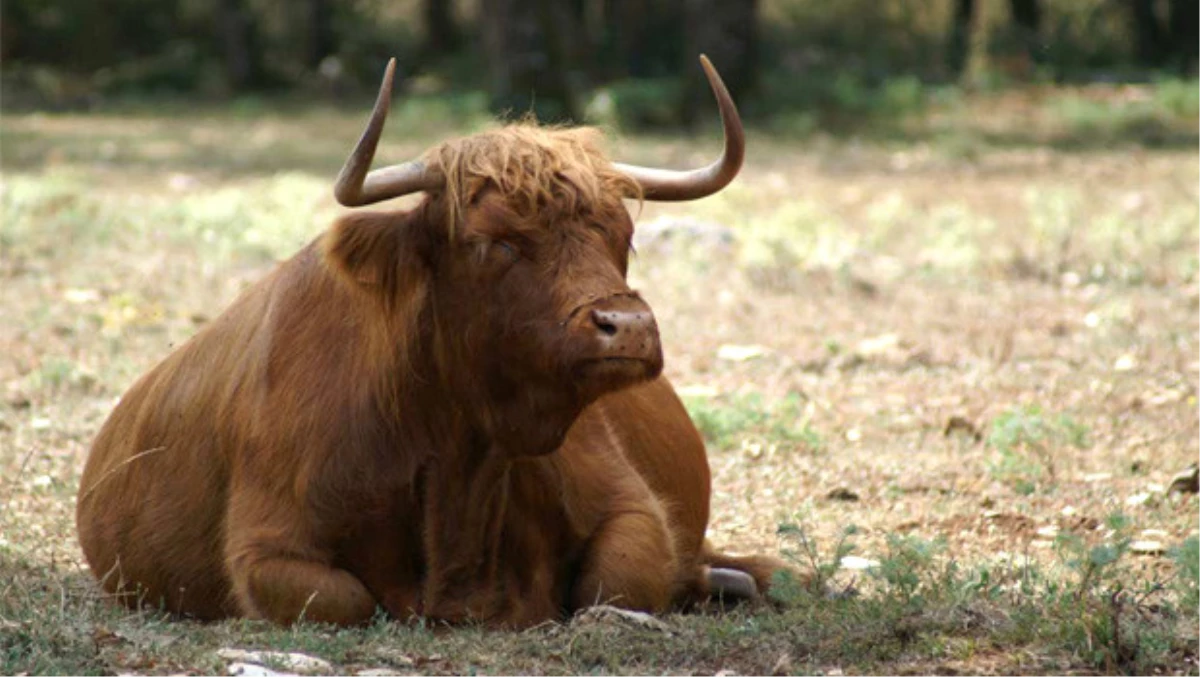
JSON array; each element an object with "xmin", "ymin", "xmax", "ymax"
[
  {"xmin": 684, "ymin": 392, "xmax": 822, "ymax": 454},
  {"xmin": 771, "ymin": 516, "xmax": 1198, "ymax": 673},
  {"xmin": 987, "ymin": 405, "xmax": 1090, "ymax": 494}
]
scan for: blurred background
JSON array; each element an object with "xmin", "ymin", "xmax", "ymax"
[
  {"xmin": 2, "ymin": 3, "xmax": 1198, "ymax": 674},
  {"xmin": 2, "ymin": 0, "xmax": 1197, "ymax": 134}
]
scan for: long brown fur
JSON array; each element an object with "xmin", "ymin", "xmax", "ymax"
[
  {"xmin": 76, "ymin": 121, "xmax": 784, "ymax": 627},
  {"xmin": 426, "ymin": 121, "xmax": 643, "ymax": 233}
]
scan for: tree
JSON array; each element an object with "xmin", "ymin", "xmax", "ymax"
[
  {"xmin": 422, "ymin": 0, "xmax": 463, "ymax": 61},
  {"xmin": 480, "ymin": 0, "xmax": 582, "ymax": 121},
  {"xmin": 1128, "ymin": 0, "xmax": 1168, "ymax": 67},
  {"xmin": 1008, "ymin": 0, "xmax": 1042, "ymax": 66},
  {"xmin": 217, "ymin": 0, "xmax": 267, "ymax": 91},
  {"xmin": 949, "ymin": 0, "xmax": 1042, "ymax": 79},
  {"xmin": 1168, "ymin": 0, "xmax": 1198, "ymax": 73},
  {"xmin": 305, "ymin": 0, "xmax": 335, "ymax": 70},
  {"xmin": 597, "ymin": 0, "xmax": 686, "ymax": 80},
  {"xmin": 680, "ymin": 0, "xmax": 758, "ymax": 127},
  {"xmin": 947, "ymin": 0, "xmax": 978, "ymax": 76}
]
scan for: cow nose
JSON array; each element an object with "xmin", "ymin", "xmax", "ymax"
[
  {"xmin": 590, "ymin": 308, "xmax": 629, "ymax": 337},
  {"xmin": 586, "ymin": 297, "xmax": 661, "ymax": 361}
]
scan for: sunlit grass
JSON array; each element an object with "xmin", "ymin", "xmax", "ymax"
[{"xmin": 1, "ymin": 90, "xmax": 1196, "ymax": 674}]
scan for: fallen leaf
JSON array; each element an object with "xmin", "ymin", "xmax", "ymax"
[
  {"xmin": 228, "ymin": 663, "xmax": 293, "ymax": 677},
  {"xmin": 826, "ymin": 487, "xmax": 860, "ymax": 502},
  {"xmin": 572, "ymin": 605, "xmax": 673, "ymax": 633},
  {"xmin": 63, "ymin": 288, "xmax": 101, "ymax": 304},
  {"xmin": 1169, "ymin": 464, "xmax": 1199, "ymax": 494},
  {"xmin": 840, "ymin": 556, "xmax": 880, "ymax": 570},
  {"xmin": 676, "ymin": 384, "xmax": 720, "ymax": 398},
  {"xmin": 1129, "ymin": 540, "xmax": 1166, "ymax": 555},
  {"xmin": 943, "ymin": 415, "xmax": 982, "ymax": 442},
  {"xmin": 1034, "ymin": 526, "xmax": 1059, "ymax": 540},
  {"xmin": 855, "ymin": 333, "xmax": 900, "ymax": 357},
  {"xmin": 1125, "ymin": 492, "xmax": 1153, "ymax": 507},
  {"xmin": 1113, "ymin": 354, "xmax": 1137, "ymax": 371},
  {"xmin": 217, "ymin": 649, "xmax": 331, "ymax": 675},
  {"xmin": 716, "ymin": 344, "xmax": 769, "ymax": 362}
]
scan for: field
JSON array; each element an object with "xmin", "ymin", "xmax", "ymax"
[{"xmin": 1, "ymin": 84, "xmax": 1198, "ymax": 674}]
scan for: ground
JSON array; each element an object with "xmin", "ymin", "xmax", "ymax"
[{"xmin": 1, "ymin": 85, "xmax": 1197, "ymax": 674}]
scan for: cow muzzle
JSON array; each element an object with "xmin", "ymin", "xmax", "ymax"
[{"xmin": 569, "ymin": 293, "xmax": 663, "ymax": 385}]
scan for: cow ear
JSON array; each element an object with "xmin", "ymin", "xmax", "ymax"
[{"xmin": 323, "ymin": 211, "xmax": 424, "ymax": 293}]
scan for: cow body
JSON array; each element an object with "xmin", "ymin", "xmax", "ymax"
[
  {"xmin": 77, "ymin": 236, "xmax": 770, "ymax": 625},
  {"xmin": 77, "ymin": 57, "xmax": 783, "ymax": 627}
]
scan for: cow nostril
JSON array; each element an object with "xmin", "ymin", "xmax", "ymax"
[{"xmin": 591, "ymin": 310, "xmax": 619, "ymax": 337}]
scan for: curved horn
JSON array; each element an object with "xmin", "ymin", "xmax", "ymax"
[
  {"xmin": 613, "ymin": 55, "xmax": 745, "ymax": 202},
  {"xmin": 334, "ymin": 58, "xmax": 442, "ymax": 207}
]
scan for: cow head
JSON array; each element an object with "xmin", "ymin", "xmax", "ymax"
[{"xmin": 324, "ymin": 57, "xmax": 743, "ymax": 455}]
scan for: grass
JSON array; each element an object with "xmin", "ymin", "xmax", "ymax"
[
  {"xmin": 684, "ymin": 391, "xmax": 823, "ymax": 455},
  {"xmin": 986, "ymin": 405, "xmax": 1091, "ymax": 494},
  {"xmin": 1, "ymin": 82, "xmax": 1197, "ymax": 674}
]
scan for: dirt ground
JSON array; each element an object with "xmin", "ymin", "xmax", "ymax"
[{"xmin": 1, "ymin": 94, "xmax": 1197, "ymax": 673}]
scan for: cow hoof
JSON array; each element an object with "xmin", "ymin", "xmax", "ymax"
[{"xmin": 707, "ymin": 567, "xmax": 759, "ymax": 601}]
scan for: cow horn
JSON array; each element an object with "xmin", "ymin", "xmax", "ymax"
[
  {"xmin": 613, "ymin": 55, "xmax": 745, "ymax": 202},
  {"xmin": 334, "ymin": 58, "xmax": 442, "ymax": 207}
]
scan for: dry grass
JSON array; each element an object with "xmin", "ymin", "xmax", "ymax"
[{"xmin": 1, "ymin": 86, "xmax": 1197, "ymax": 674}]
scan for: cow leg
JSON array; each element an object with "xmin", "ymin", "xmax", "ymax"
[
  {"xmin": 572, "ymin": 507, "xmax": 678, "ymax": 613},
  {"xmin": 226, "ymin": 552, "xmax": 378, "ymax": 626},
  {"xmin": 224, "ymin": 497, "xmax": 379, "ymax": 626}
]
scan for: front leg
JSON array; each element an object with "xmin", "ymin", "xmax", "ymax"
[
  {"xmin": 224, "ymin": 494, "xmax": 378, "ymax": 626},
  {"xmin": 225, "ymin": 544, "xmax": 378, "ymax": 625},
  {"xmin": 572, "ymin": 504, "xmax": 679, "ymax": 613}
]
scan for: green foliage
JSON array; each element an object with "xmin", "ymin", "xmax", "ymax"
[
  {"xmin": 873, "ymin": 534, "xmax": 948, "ymax": 608},
  {"xmin": 770, "ymin": 514, "xmax": 1196, "ymax": 674},
  {"xmin": 587, "ymin": 79, "xmax": 685, "ymax": 130},
  {"xmin": 6, "ymin": 0, "xmax": 1196, "ymax": 143},
  {"xmin": 1050, "ymin": 81, "xmax": 1200, "ymax": 147},
  {"xmin": 1170, "ymin": 536, "xmax": 1200, "ymax": 612},
  {"xmin": 987, "ymin": 405, "xmax": 1090, "ymax": 492},
  {"xmin": 1153, "ymin": 78, "xmax": 1200, "ymax": 119},
  {"xmin": 772, "ymin": 522, "xmax": 860, "ymax": 602},
  {"xmin": 25, "ymin": 357, "xmax": 97, "ymax": 396},
  {"xmin": 1055, "ymin": 512, "xmax": 1133, "ymax": 597},
  {"xmin": 684, "ymin": 392, "xmax": 821, "ymax": 453}
]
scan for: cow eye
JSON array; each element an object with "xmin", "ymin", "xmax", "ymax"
[{"xmin": 493, "ymin": 240, "xmax": 519, "ymax": 262}]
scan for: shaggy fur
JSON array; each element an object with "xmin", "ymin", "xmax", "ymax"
[
  {"xmin": 425, "ymin": 122, "xmax": 642, "ymax": 234},
  {"xmin": 76, "ymin": 122, "xmax": 784, "ymax": 627}
]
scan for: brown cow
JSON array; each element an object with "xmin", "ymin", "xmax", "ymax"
[{"xmin": 76, "ymin": 56, "xmax": 785, "ymax": 627}]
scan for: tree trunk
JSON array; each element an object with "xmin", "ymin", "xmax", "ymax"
[
  {"xmin": 1009, "ymin": 0, "xmax": 1042, "ymax": 65},
  {"xmin": 680, "ymin": 0, "xmax": 758, "ymax": 127},
  {"xmin": 423, "ymin": 0, "xmax": 462, "ymax": 59},
  {"xmin": 961, "ymin": 0, "xmax": 995, "ymax": 87},
  {"xmin": 598, "ymin": 0, "xmax": 686, "ymax": 80},
  {"xmin": 480, "ymin": 0, "xmax": 581, "ymax": 122},
  {"xmin": 1167, "ymin": 0, "xmax": 1198, "ymax": 73},
  {"xmin": 947, "ymin": 0, "xmax": 976, "ymax": 76},
  {"xmin": 306, "ymin": 0, "xmax": 335, "ymax": 70},
  {"xmin": 217, "ymin": 0, "xmax": 265, "ymax": 91},
  {"xmin": 1128, "ymin": 0, "xmax": 1167, "ymax": 67}
]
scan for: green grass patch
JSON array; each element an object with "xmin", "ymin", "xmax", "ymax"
[
  {"xmin": 683, "ymin": 391, "xmax": 822, "ymax": 454},
  {"xmin": 770, "ymin": 518, "xmax": 1199, "ymax": 675},
  {"xmin": 986, "ymin": 405, "xmax": 1090, "ymax": 494}
]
